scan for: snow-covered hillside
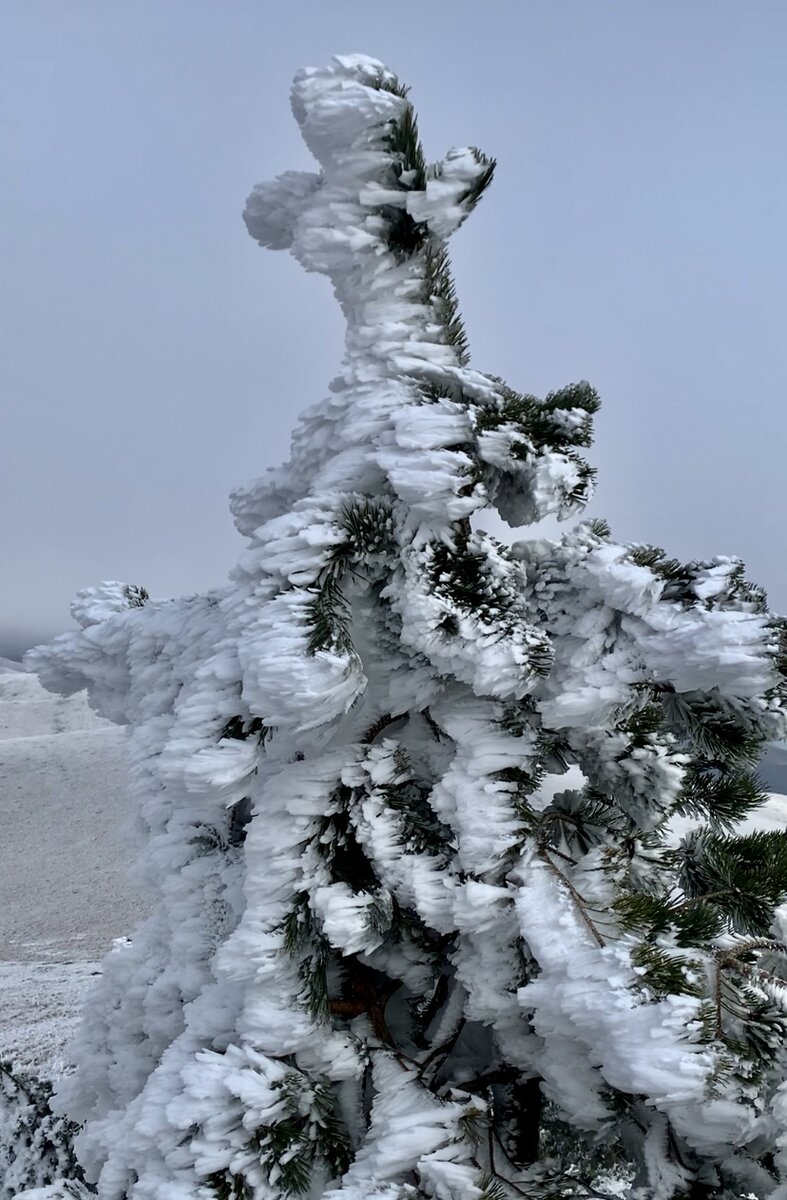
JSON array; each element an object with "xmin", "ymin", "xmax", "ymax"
[
  {"xmin": 0, "ymin": 661, "xmax": 149, "ymax": 1073},
  {"xmin": 0, "ymin": 661, "xmax": 149, "ymax": 962}
]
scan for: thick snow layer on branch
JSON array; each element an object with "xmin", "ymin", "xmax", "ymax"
[
  {"xmin": 326, "ymin": 1055, "xmax": 482, "ymax": 1199},
  {"xmin": 390, "ymin": 539, "xmax": 551, "ymax": 701},
  {"xmin": 514, "ymin": 856, "xmax": 761, "ymax": 1155},
  {"xmin": 515, "ymin": 529, "xmax": 781, "ymax": 733},
  {"xmin": 239, "ymin": 592, "xmax": 367, "ymax": 733}
]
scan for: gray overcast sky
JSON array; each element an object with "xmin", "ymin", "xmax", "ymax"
[{"xmin": 3, "ymin": 1, "xmax": 787, "ymax": 658}]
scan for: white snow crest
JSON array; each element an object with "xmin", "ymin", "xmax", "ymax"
[
  {"xmin": 346, "ymin": 741, "xmax": 456, "ymax": 939},
  {"xmin": 239, "ymin": 591, "xmax": 367, "ymax": 733},
  {"xmin": 771, "ymin": 1080, "xmax": 787, "ymax": 1183},
  {"xmin": 567, "ymin": 726, "xmax": 687, "ymax": 832},
  {"xmin": 325, "ymin": 1054, "xmax": 484, "ymax": 1200},
  {"xmin": 244, "ymin": 169, "xmax": 322, "ymax": 252},
  {"xmin": 292, "ymin": 56, "xmax": 404, "ymax": 170},
  {"xmin": 450, "ymin": 880, "xmax": 529, "ymax": 1065},
  {"xmin": 26, "ymin": 622, "xmax": 133, "ymax": 726},
  {"xmin": 517, "ymin": 528, "xmax": 780, "ymax": 732},
  {"xmin": 389, "ymin": 398, "xmax": 473, "ymax": 452},
  {"xmin": 377, "ymin": 397, "xmax": 481, "ymax": 521},
  {"xmin": 427, "ymin": 697, "xmax": 532, "ymax": 878},
  {"xmin": 311, "ymin": 882, "xmax": 386, "ymax": 957},
  {"xmin": 405, "ymin": 146, "xmax": 496, "ymax": 240},
  {"xmin": 15, "ymin": 1187, "xmax": 95, "ymax": 1199},
  {"xmin": 176, "ymin": 736, "xmax": 259, "ymax": 804},
  {"xmin": 391, "ymin": 544, "xmax": 550, "ymax": 702},
  {"xmin": 219, "ymin": 752, "xmax": 360, "ymax": 1078},
  {"xmin": 478, "ymin": 429, "xmax": 593, "ymax": 526},
  {"xmin": 68, "ymin": 582, "xmax": 148, "ymax": 628},
  {"xmin": 514, "ymin": 855, "xmax": 762, "ymax": 1155},
  {"xmin": 628, "ymin": 605, "xmax": 775, "ymax": 700},
  {"xmin": 424, "ymin": 701, "xmax": 537, "ymax": 1065},
  {"xmin": 376, "ymin": 447, "xmax": 481, "ymax": 524},
  {"xmin": 238, "ymin": 500, "xmax": 347, "ymax": 587}
]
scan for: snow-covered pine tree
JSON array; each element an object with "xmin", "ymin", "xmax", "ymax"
[
  {"xmin": 24, "ymin": 54, "xmax": 787, "ymax": 1200},
  {"xmin": 0, "ymin": 1062, "xmax": 85, "ymax": 1198}
]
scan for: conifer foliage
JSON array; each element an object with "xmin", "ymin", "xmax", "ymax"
[
  {"xmin": 0, "ymin": 1061, "xmax": 85, "ymax": 1198},
  {"xmin": 25, "ymin": 55, "xmax": 787, "ymax": 1200}
]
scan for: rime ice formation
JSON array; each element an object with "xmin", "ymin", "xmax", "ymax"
[{"xmin": 25, "ymin": 55, "xmax": 787, "ymax": 1200}]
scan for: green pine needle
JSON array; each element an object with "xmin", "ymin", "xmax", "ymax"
[
  {"xmin": 676, "ymin": 763, "xmax": 767, "ymax": 831},
  {"xmin": 305, "ymin": 571, "xmax": 354, "ymax": 657},
  {"xmin": 385, "ymin": 101, "xmax": 427, "ymax": 191},
  {"xmin": 679, "ymin": 827, "xmax": 787, "ymax": 935},
  {"xmin": 661, "ymin": 690, "xmax": 763, "ymax": 765},
  {"xmin": 630, "ymin": 943, "xmax": 704, "ymax": 1001},
  {"xmin": 423, "ymin": 242, "xmax": 470, "ymax": 364}
]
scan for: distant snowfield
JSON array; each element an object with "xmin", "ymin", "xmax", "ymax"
[
  {"xmin": 0, "ymin": 661, "xmax": 150, "ymax": 1074},
  {"xmin": 0, "ymin": 665, "xmax": 149, "ymax": 962}
]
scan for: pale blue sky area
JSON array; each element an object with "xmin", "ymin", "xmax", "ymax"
[{"xmin": 3, "ymin": 2, "xmax": 787, "ymax": 656}]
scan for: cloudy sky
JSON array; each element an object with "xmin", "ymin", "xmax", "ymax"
[{"xmin": 3, "ymin": 2, "xmax": 787, "ymax": 658}]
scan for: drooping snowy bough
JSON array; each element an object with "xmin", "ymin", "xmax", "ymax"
[{"xmin": 27, "ymin": 55, "xmax": 787, "ymax": 1200}]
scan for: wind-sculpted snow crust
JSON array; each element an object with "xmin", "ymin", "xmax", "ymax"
[{"xmin": 24, "ymin": 54, "xmax": 787, "ymax": 1200}]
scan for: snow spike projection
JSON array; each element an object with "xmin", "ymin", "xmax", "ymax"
[{"xmin": 25, "ymin": 54, "xmax": 787, "ymax": 1200}]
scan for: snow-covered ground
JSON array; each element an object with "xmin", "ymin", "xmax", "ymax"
[
  {"xmin": 0, "ymin": 660, "xmax": 150, "ymax": 1075},
  {"xmin": 0, "ymin": 961, "xmax": 99, "ymax": 1075}
]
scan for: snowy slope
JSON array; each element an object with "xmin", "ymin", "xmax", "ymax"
[
  {"xmin": 0, "ymin": 663, "xmax": 149, "ymax": 962},
  {"xmin": 0, "ymin": 961, "xmax": 99, "ymax": 1075},
  {"xmin": 0, "ymin": 661, "xmax": 150, "ymax": 1074}
]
